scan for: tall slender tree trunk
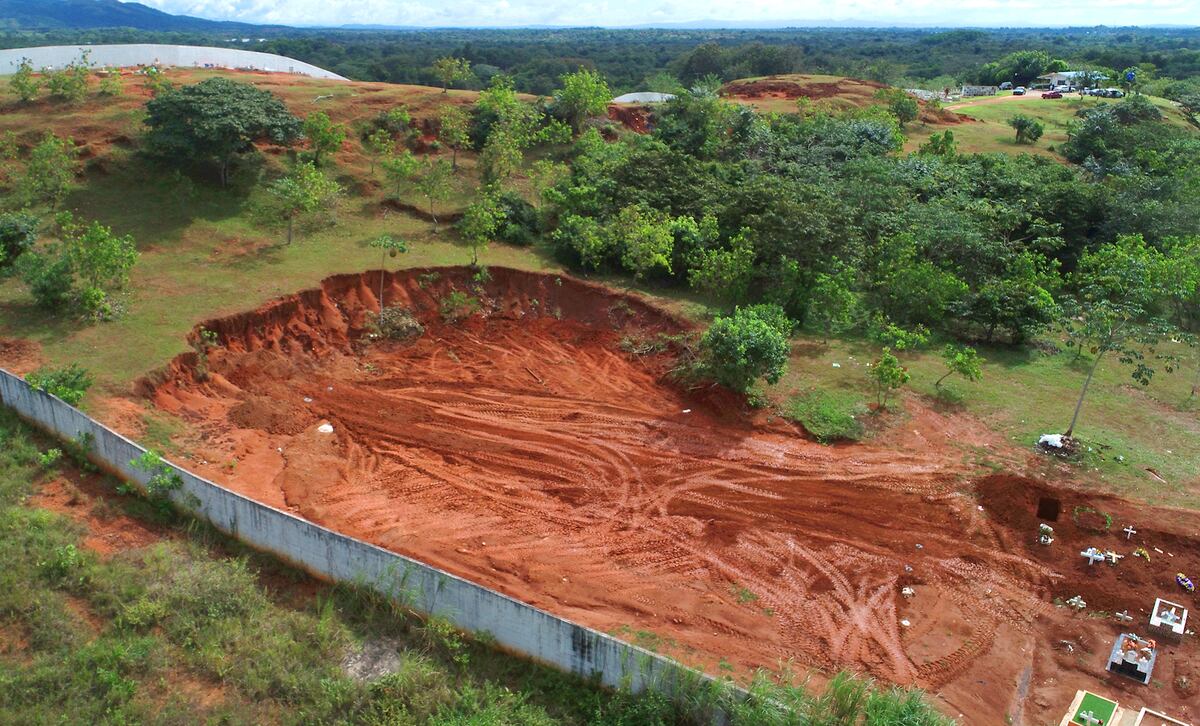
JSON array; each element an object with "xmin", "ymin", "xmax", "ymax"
[
  {"xmin": 452, "ymin": 145, "xmax": 458, "ymax": 170},
  {"xmin": 429, "ymin": 197, "xmax": 438, "ymax": 234},
  {"xmin": 378, "ymin": 251, "xmax": 387, "ymax": 313},
  {"xmin": 286, "ymin": 215, "xmax": 294, "ymax": 245},
  {"xmin": 1065, "ymin": 350, "xmax": 1106, "ymax": 438}
]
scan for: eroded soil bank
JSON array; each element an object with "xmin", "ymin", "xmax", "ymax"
[{"xmin": 142, "ymin": 267, "xmax": 1198, "ymax": 725}]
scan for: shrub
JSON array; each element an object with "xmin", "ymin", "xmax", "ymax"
[
  {"xmin": 129, "ymin": 450, "xmax": 183, "ymax": 498},
  {"xmin": 870, "ymin": 348, "xmax": 910, "ymax": 409},
  {"xmin": 439, "ymin": 290, "xmax": 481, "ymax": 323},
  {"xmin": 1008, "ymin": 114, "xmax": 1044, "ymax": 143},
  {"xmin": 25, "ymin": 365, "xmax": 93, "ymax": 405},
  {"xmin": 0, "ymin": 212, "xmax": 39, "ymax": 270},
  {"xmin": 700, "ymin": 304, "xmax": 793, "ymax": 394},
  {"xmin": 786, "ymin": 390, "xmax": 866, "ymax": 442}
]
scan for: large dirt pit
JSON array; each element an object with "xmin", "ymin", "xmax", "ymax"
[{"xmin": 146, "ymin": 268, "xmax": 1198, "ymax": 725}]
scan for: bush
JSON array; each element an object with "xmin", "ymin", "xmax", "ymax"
[
  {"xmin": 25, "ymin": 365, "xmax": 93, "ymax": 405},
  {"xmin": 494, "ymin": 191, "xmax": 540, "ymax": 246},
  {"xmin": 700, "ymin": 304, "xmax": 793, "ymax": 394},
  {"xmin": 1008, "ymin": 114, "xmax": 1044, "ymax": 144},
  {"xmin": 0, "ymin": 212, "xmax": 38, "ymax": 270},
  {"xmin": 369, "ymin": 306, "xmax": 425, "ymax": 341},
  {"xmin": 785, "ymin": 389, "xmax": 867, "ymax": 442},
  {"xmin": 439, "ymin": 290, "xmax": 481, "ymax": 323}
]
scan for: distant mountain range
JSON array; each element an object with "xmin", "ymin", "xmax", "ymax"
[{"xmin": 0, "ymin": 0, "xmax": 268, "ymax": 32}]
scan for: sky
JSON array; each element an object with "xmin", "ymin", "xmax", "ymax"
[{"xmin": 136, "ymin": 0, "xmax": 1200, "ymax": 28}]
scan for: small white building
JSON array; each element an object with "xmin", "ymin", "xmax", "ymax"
[
  {"xmin": 610, "ymin": 92, "xmax": 675, "ymax": 104},
  {"xmin": 1038, "ymin": 71, "xmax": 1091, "ymax": 89}
]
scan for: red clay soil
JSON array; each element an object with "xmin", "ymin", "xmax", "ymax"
[
  {"xmin": 142, "ymin": 268, "xmax": 1199, "ymax": 725},
  {"xmin": 722, "ymin": 77, "xmax": 886, "ymax": 101},
  {"xmin": 0, "ymin": 337, "xmax": 42, "ymax": 376},
  {"xmin": 607, "ymin": 104, "xmax": 653, "ymax": 133}
]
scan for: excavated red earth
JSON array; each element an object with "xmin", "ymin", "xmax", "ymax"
[{"xmin": 144, "ymin": 267, "xmax": 1199, "ymax": 725}]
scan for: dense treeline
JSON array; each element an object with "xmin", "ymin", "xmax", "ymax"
[{"xmin": 4, "ymin": 26, "xmax": 1200, "ymax": 93}]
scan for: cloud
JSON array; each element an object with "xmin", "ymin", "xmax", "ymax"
[{"xmin": 137, "ymin": 0, "xmax": 1200, "ymax": 26}]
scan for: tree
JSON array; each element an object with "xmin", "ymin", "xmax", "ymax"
[
  {"xmin": 871, "ymin": 348, "xmax": 910, "ymax": 408},
  {"xmin": 459, "ymin": 188, "xmax": 505, "ymax": 267},
  {"xmin": 17, "ymin": 132, "xmax": 77, "ymax": 209},
  {"xmin": 362, "ymin": 127, "xmax": 394, "ymax": 175},
  {"xmin": 414, "ymin": 158, "xmax": 454, "ymax": 233},
  {"xmin": 529, "ymin": 159, "xmax": 568, "ymax": 209},
  {"xmin": 143, "ymin": 78, "xmax": 301, "ymax": 186},
  {"xmin": 368, "ymin": 235, "xmax": 408, "ymax": 311},
  {"xmin": 268, "ymin": 162, "xmax": 342, "ymax": 245},
  {"xmin": 918, "ymin": 130, "xmax": 957, "ymax": 156},
  {"xmin": 60, "ymin": 214, "xmax": 138, "ymax": 319},
  {"xmin": 935, "ymin": 344, "xmax": 983, "ymax": 388},
  {"xmin": 806, "ymin": 262, "xmax": 861, "ymax": 341},
  {"xmin": 874, "ymin": 88, "xmax": 918, "ymax": 126},
  {"xmin": 10, "ymin": 57, "xmax": 40, "ymax": 103},
  {"xmin": 689, "ymin": 229, "xmax": 755, "ymax": 305},
  {"xmin": 436, "ymin": 105, "xmax": 471, "ymax": 170},
  {"xmin": 381, "ymin": 150, "xmax": 420, "ymax": 200},
  {"xmin": 700, "ymin": 304, "xmax": 793, "ymax": 394},
  {"xmin": 432, "ymin": 57, "xmax": 472, "ymax": 93},
  {"xmin": 553, "ymin": 68, "xmax": 611, "ymax": 134},
  {"xmin": 1008, "ymin": 115, "xmax": 1044, "ymax": 144},
  {"xmin": 608, "ymin": 204, "xmax": 675, "ymax": 280},
  {"xmin": 1179, "ymin": 92, "xmax": 1200, "ymax": 131},
  {"xmin": 44, "ymin": 51, "xmax": 91, "ymax": 103},
  {"xmin": 1061, "ymin": 235, "xmax": 1174, "ymax": 438},
  {"xmin": 302, "ymin": 111, "xmax": 346, "ymax": 167},
  {"xmin": 0, "ymin": 211, "xmax": 39, "ymax": 270},
  {"xmin": 26, "ymin": 365, "xmax": 93, "ymax": 406}
]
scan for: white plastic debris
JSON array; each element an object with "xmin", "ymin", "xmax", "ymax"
[
  {"xmin": 303, "ymin": 397, "xmax": 313, "ymax": 403},
  {"xmin": 899, "ymin": 619, "xmax": 911, "ymax": 627},
  {"xmin": 682, "ymin": 409, "xmax": 692, "ymax": 414},
  {"xmin": 901, "ymin": 587, "xmax": 915, "ymax": 599},
  {"xmin": 1039, "ymin": 433, "xmax": 1065, "ymax": 448},
  {"xmin": 317, "ymin": 423, "xmax": 334, "ymax": 434},
  {"xmin": 832, "ymin": 362, "xmax": 841, "ymax": 368}
]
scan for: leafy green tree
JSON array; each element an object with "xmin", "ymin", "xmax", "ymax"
[
  {"xmin": 26, "ymin": 365, "xmax": 93, "ymax": 406},
  {"xmin": 806, "ymin": 262, "xmax": 861, "ymax": 341},
  {"xmin": 871, "ymin": 348, "xmax": 910, "ymax": 408},
  {"xmin": 60, "ymin": 213, "xmax": 138, "ymax": 319},
  {"xmin": 935, "ymin": 344, "xmax": 983, "ymax": 388},
  {"xmin": 414, "ymin": 157, "xmax": 455, "ymax": 232},
  {"xmin": 368, "ymin": 235, "xmax": 408, "ymax": 311},
  {"xmin": 551, "ymin": 214, "xmax": 608, "ymax": 269},
  {"xmin": 918, "ymin": 130, "xmax": 957, "ymax": 156},
  {"xmin": 700, "ymin": 304, "xmax": 793, "ymax": 394},
  {"xmin": 268, "ymin": 162, "xmax": 342, "ymax": 245},
  {"xmin": 436, "ymin": 104, "xmax": 471, "ymax": 170},
  {"xmin": 143, "ymin": 78, "xmax": 301, "ymax": 185},
  {"xmin": 874, "ymin": 88, "xmax": 918, "ymax": 125},
  {"xmin": 97, "ymin": 68, "xmax": 122, "ymax": 97},
  {"xmin": 1180, "ymin": 92, "xmax": 1200, "ymax": 131},
  {"xmin": 10, "ymin": 57, "xmax": 40, "ymax": 103},
  {"xmin": 1008, "ymin": 115, "xmax": 1044, "ymax": 144},
  {"xmin": 459, "ymin": 188, "xmax": 505, "ymax": 267},
  {"xmin": 362, "ymin": 127, "xmax": 394, "ymax": 175},
  {"xmin": 0, "ymin": 211, "xmax": 39, "ymax": 270},
  {"xmin": 553, "ymin": 68, "xmax": 611, "ymax": 134},
  {"xmin": 432, "ymin": 57, "xmax": 472, "ymax": 93},
  {"xmin": 15, "ymin": 245, "xmax": 73, "ymax": 310},
  {"xmin": 1061, "ymin": 235, "xmax": 1175, "ymax": 438},
  {"xmin": 610, "ymin": 204, "xmax": 675, "ymax": 279},
  {"xmin": 529, "ymin": 159, "xmax": 569, "ymax": 210},
  {"xmin": 43, "ymin": 51, "xmax": 90, "ymax": 103},
  {"xmin": 302, "ymin": 111, "xmax": 346, "ymax": 167},
  {"xmin": 689, "ymin": 230, "xmax": 755, "ymax": 305},
  {"xmin": 17, "ymin": 132, "xmax": 77, "ymax": 209},
  {"xmin": 381, "ymin": 150, "xmax": 420, "ymax": 200}
]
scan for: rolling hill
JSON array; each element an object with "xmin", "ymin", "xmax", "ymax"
[{"xmin": 0, "ymin": 0, "xmax": 268, "ymax": 31}]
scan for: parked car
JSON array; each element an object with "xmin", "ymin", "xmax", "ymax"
[
  {"xmin": 1042, "ymin": 90, "xmax": 1063, "ymax": 99},
  {"xmin": 1105, "ymin": 88, "xmax": 1126, "ymax": 98},
  {"xmin": 1013, "ymin": 86, "xmax": 1027, "ymax": 96},
  {"xmin": 999, "ymin": 81, "xmax": 1013, "ymax": 90}
]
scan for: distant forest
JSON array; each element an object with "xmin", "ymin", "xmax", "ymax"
[{"xmin": 3, "ymin": 26, "xmax": 1200, "ymax": 94}]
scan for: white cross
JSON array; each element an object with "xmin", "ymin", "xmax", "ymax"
[
  {"xmin": 1081, "ymin": 547, "xmax": 1105, "ymax": 565},
  {"xmin": 1123, "ymin": 525, "xmax": 1137, "ymax": 540},
  {"xmin": 1115, "ymin": 610, "xmax": 1133, "ymax": 623},
  {"xmin": 1077, "ymin": 711, "xmax": 1101, "ymax": 726}
]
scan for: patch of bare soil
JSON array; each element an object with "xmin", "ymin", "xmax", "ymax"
[
  {"xmin": 0, "ymin": 337, "xmax": 42, "ymax": 376},
  {"xmin": 134, "ymin": 266, "xmax": 1200, "ymax": 724}
]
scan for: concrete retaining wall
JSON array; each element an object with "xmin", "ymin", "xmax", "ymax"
[
  {"xmin": 0, "ymin": 44, "xmax": 347, "ymax": 80},
  {"xmin": 0, "ymin": 367, "xmax": 724, "ymax": 700}
]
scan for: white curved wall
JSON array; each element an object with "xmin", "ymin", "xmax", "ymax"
[{"xmin": 0, "ymin": 44, "xmax": 347, "ymax": 81}]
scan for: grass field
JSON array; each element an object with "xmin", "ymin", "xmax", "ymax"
[{"xmin": 905, "ymin": 91, "xmax": 1191, "ymax": 156}]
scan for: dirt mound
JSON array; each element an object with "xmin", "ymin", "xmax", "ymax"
[
  {"xmin": 722, "ymin": 76, "xmax": 887, "ymax": 101},
  {"xmin": 607, "ymin": 104, "xmax": 652, "ymax": 133},
  {"xmin": 140, "ymin": 268, "xmax": 1200, "ymax": 725}
]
